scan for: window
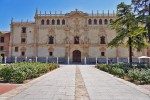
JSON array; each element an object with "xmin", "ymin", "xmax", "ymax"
[
  {"xmin": 48, "ymin": 36, "xmax": 54, "ymax": 44},
  {"xmin": 46, "ymin": 19, "xmax": 50, "ymax": 25},
  {"xmin": 41, "ymin": 19, "xmax": 44, "ymax": 25},
  {"xmin": 22, "ymin": 27, "xmax": 26, "ymax": 33},
  {"xmin": 15, "ymin": 47, "xmax": 18, "ymax": 52},
  {"xmin": 74, "ymin": 36, "xmax": 79, "ymax": 44},
  {"xmin": 104, "ymin": 19, "xmax": 108, "ymax": 25},
  {"xmin": 49, "ymin": 52, "xmax": 53, "ymax": 56},
  {"xmin": 0, "ymin": 37, "xmax": 4, "ymax": 43},
  {"xmin": 57, "ymin": 19, "xmax": 60, "ymax": 25},
  {"xmin": 21, "ymin": 38, "xmax": 26, "ymax": 43},
  {"xmin": 88, "ymin": 19, "xmax": 92, "ymax": 25},
  {"xmin": 52, "ymin": 19, "xmax": 55, "ymax": 25},
  {"xmin": 0, "ymin": 46, "xmax": 4, "ymax": 51},
  {"xmin": 110, "ymin": 19, "xmax": 113, "ymax": 23},
  {"xmin": 99, "ymin": 19, "xmax": 102, "ymax": 24},
  {"xmin": 101, "ymin": 52, "xmax": 105, "ymax": 56},
  {"xmin": 21, "ymin": 51, "xmax": 25, "ymax": 56},
  {"xmin": 94, "ymin": 19, "xmax": 97, "ymax": 24},
  {"xmin": 62, "ymin": 19, "xmax": 65, "ymax": 25},
  {"xmin": 100, "ymin": 36, "xmax": 106, "ymax": 44}
]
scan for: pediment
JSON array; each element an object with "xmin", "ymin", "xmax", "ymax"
[{"xmin": 65, "ymin": 9, "xmax": 88, "ymax": 17}]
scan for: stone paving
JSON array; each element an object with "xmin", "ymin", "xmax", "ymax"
[
  {"xmin": 79, "ymin": 65, "xmax": 150, "ymax": 100},
  {"xmin": 0, "ymin": 65, "xmax": 150, "ymax": 100}
]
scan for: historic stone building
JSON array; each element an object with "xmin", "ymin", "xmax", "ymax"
[
  {"xmin": 8, "ymin": 9, "xmax": 147, "ymax": 63},
  {"xmin": 0, "ymin": 31, "xmax": 10, "ymax": 62}
]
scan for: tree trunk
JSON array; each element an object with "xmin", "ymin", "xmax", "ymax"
[{"xmin": 129, "ymin": 37, "xmax": 132, "ymax": 64}]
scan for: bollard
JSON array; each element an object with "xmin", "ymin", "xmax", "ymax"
[
  {"xmin": 57, "ymin": 57, "xmax": 58, "ymax": 64},
  {"xmin": 4, "ymin": 56, "xmax": 7, "ymax": 64},
  {"xmin": 68, "ymin": 56, "xmax": 69, "ymax": 64},
  {"xmin": 96, "ymin": 57, "xmax": 98, "ymax": 65},
  {"xmin": 36, "ymin": 56, "xmax": 38, "ymax": 62},
  {"xmin": 15, "ymin": 56, "xmax": 17, "ymax": 63},
  {"xmin": 84, "ymin": 57, "xmax": 86, "ymax": 65}
]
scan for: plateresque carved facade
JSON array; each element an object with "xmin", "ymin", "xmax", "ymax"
[{"xmin": 9, "ymin": 9, "xmax": 147, "ymax": 63}]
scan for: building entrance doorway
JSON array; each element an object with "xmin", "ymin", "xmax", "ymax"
[{"xmin": 73, "ymin": 50, "xmax": 81, "ymax": 62}]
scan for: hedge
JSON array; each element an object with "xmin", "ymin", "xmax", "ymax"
[
  {"xmin": 0, "ymin": 62, "xmax": 59, "ymax": 83},
  {"xmin": 96, "ymin": 63, "xmax": 150, "ymax": 84}
]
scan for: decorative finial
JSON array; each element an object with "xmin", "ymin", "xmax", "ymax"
[
  {"xmin": 92, "ymin": 10, "xmax": 93, "ymax": 16},
  {"xmin": 50, "ymin": 11, "xmax": 51, "ymax": 14},
  {"xmin": 108, "ymin": 10, "xmax": 109, "ymax": 16},
  {"xmin": 97, "ymin": 10, "xmax": 99, "ymax": 15},
  {"xmin": 36, "ymin": 8, "xmax": 38, "ymax": 14},
  {"xmin": 11, "ymin": 17, "xmax": 13, "ymax": 23},
  {"xmin": 45, "ymin": 11, "xmax": 46, "ymax": 15},
  {"xmin": 113, "ymin": 10, "xmax": 115, "ymax": 16},
  {"xmin": 103, "ymin": 10, "xmax": 104, "ymax": 16},
  {"xmin": 55, "ymin": 11, "xmax": 57, "ymax": 14},
  {"xmin": 75, "ymin": 9, "xmax": 78, "ymax": 12}
]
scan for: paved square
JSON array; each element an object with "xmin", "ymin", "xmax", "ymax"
[{"xmin": 0, "ymin": 65, "xmax": 150, "ymax": 100}]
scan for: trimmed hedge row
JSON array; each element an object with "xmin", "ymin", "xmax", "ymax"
[
  {"xmin": 96, "ymin": 63, "xmax": 150, "ymax": 84},
  {"xmin": 0, "ymin": 62, "xmax": 59, "ymax": 83}
]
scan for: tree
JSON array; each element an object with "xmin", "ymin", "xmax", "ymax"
[
  {"xmin": 108, "ymin": 2, "xmax": 148, "ymax": 64},
  {"xmin": 132, "ymin": 0, "xmax": 150, "ymax": 42}
]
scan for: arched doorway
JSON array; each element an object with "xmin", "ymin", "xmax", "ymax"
[{"xmin": 73, "ymin": 50, "xmax": 81, "ymax": 62}]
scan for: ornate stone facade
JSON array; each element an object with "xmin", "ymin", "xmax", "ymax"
[{"xmin": 9, "ymin": 9, "xmax": 147, "ymax": 63}]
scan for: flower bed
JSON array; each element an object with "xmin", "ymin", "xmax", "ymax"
[
  {"xmin": 0, "ymin": 62, "xmax": 59, "ymax": 83},
  {"xmin": 96, "ymin": 63, "xmax": 150, "ymax": 85}
]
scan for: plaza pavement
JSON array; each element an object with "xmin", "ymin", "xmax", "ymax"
[{"xmin": 0, "ymin": 65, "xmax": 150, "ymax": 100}]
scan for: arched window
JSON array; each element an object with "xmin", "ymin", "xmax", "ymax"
[
  {"xmin": 74, "ymin": 36, "xmax": 79, "ymax": 44},
  {"xmin": 41, "ymin": 19, "xmax": 44, "ymax": 25},
  {"xmin": 57, "ymin": 19, "xmax": 60, "ymax": 25},
  {"xmin": 52, "ymin": 19, "xmax": 55, "ymax": 25},
  {"xmin": 99, "ymin": 19, "xmax": 102, "ymax": 25},
  {"xmin": 104, "ymin": 19, "xmax": 108, "ymax": 25},
  {"xmin": 88, "ymin": 19, "xmax": 92, "ymax": 25},
  {"xmin": 62, "ymin": 19, "xmax": 65, "ymax": 25},
  {"xmin": 48, "ymin": 36, "xmax": 54, "ymax": 44},
  {"xmin": 110, "ymin": 19, "xmax": 113, "ymax": 24},
  {"xmin": 100, "ymin": 36, "xmax": 106, "ymax": 44},
  {"xmin": 46, "ymin": 19, "xmax": 50, "ymax": 25},
  {"xmin": 94, "ymin": 19, "xmax": 97, "ymax": 24}
]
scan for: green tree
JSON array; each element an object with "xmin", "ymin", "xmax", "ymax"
[
  {"xmin": 108, "ymin": 2, "xmax": 148, "ymax": 64},
  {"xmin": 132, "ymin": 0, "xmax": 150, "ymax": 42}
]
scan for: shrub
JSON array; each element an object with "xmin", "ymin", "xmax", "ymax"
[
  {"xmin": 1, "ymin": 65, "xmax": 14, "ymax": 82},
  {"xmin": 13, "ymin": 69, "xmax": 26, "ymax": 83},
  {"xmin": 128, "ymin": 69, "xmax": 142, "ymax": 82},
  {"xmin": 111, "ymin": 67, "xmax": 125, "ymax": 78},
  {"xmin": 97, "ymin": 63, "xmax": 150, "ymax": 84},
  {"xmin": 0, "ymin": 62, "xmax": 58, "ymax": 83}
]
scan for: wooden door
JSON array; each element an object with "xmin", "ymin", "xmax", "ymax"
[{"xmin": 73, "ymin": 50, "xmax": 81, "ymax": 62}]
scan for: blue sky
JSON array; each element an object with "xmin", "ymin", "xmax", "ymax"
[{"xmin": 0, "ymin": 0, "xmax": 131, "ymax": 31}]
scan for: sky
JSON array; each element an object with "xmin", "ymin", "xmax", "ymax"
[{"xmin": 0, "ymin": 0, "xmax": 131, "ymax": 31}]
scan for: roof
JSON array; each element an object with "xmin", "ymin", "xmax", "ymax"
[{"xmin": 0, "ymin": 31, "xmax": 10, "ymax": 34}]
